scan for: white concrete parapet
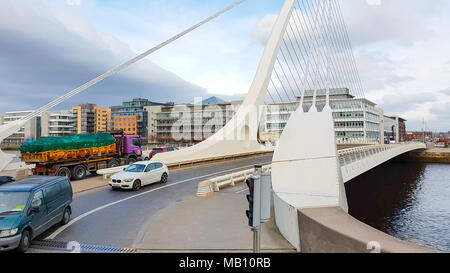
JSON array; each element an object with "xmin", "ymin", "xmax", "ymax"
[{"xmin": 197, "ymin": 165, "xmax": 271, "ymax": 196}]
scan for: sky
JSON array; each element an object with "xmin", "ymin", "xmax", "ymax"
[{"xmin": 0, "ymin": 0, "xmax": 449, "ymax": 132}]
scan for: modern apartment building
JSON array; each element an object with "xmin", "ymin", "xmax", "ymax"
[
  {"xmin": 112, "ymin": 98, "xmax": 166, "ymax": 140},
  {"xmin": 114, "ymin": 115, "xmax": 139, "ymax": 135},
  {"xmin": 0, "ymin": 111, "xmax": 41, "ymax": 146},
  {"xmin": 265, "ymin": 88, "xmax": 384, "ymax": 143},
  {"xmin": 94, "ymin": 106, "xmax": 111, "ymax": 133},
  {"xmin": 145, "ymin": 99, "xmax": 241, "ymax": 143},
  {"xmin": 41, "ymin": 110, "xmax": 74, "ymax": 137},
  {"xmin": 71, "ymin": 103, "xmax": 111, "ymax": 134}
]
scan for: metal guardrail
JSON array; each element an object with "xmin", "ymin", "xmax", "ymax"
[
  {"xmin": 197, "ymin": 165, "xmax": 271, "ymax": 196},
  {"xmin": 97, "ymin": 150, "xmax": 274, "ymax": 179}
]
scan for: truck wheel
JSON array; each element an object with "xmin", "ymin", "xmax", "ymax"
[
  {"xmin": 56, "ymin": 167, "xmax": 71, "ymax": 179},
  {"xmin": 17, "ymin": 230, "xmax": 31, "ymax": 253},
  {"xmin": 127, "ymin": 158, "xmax": 137, "ymax": 165},
  {"xmin": 72, "ymin": 165, "xmax": 87, "ymax": 180},
  {"xmin": 108, "ymin": 160, "xmax": 120, "ymax": 168}
]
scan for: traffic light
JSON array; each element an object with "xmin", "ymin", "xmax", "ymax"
[{"xmin": 246, "ymin": 176, "xmax": 261, "ymax": 228}]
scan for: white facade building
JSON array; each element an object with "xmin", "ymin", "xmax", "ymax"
[
  {"xmin": 41, "ymin": 110, "xmax": 74, "ymax": 137},
  {"xmin": 146, "ymin": 100, "xmax": 242, "ymax": 144},
  {"xmin": 0, "ymin": 111, "xmax": 39, "ymax": 146},
  {"xmin": 265, "ymin": 89, "xmax": 384, "ymax": 144}
]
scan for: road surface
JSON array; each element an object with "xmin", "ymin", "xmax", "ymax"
[{"xmin": 32, "ymin": 154, "xmax": 273, "ymax": 251}]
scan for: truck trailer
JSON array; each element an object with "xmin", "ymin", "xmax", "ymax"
[{"xmin": 20, "ymin": 131, "xmax": 142, "ymax": 180}]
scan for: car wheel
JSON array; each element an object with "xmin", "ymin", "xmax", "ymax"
[
  {"xmin": 56, "ymin": 167, "xmax": 71, "ymax": 179},
  {"xmin": 61, "ymin": 208, "xmax": 71, "ymax": 225},
  {"xmin": 160, "ymin": 173, "xmax": 168, "ymax": 184},
  {"xmin": 132, "ymin": 180, "xmax": 141, "ymax": 191},
  {"xmin": 72, "ymin": 165, "xmax": 87, "ymax": 180},
  {"xmin": 17, "ymin": 230, "xmax": 31, "ymax": 253}
]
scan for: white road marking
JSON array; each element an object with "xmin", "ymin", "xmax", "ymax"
[{"xmin": 46, "ymin": 161, "xmax": 271, "ymax": 240}]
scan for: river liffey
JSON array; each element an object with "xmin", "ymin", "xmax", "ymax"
[{"xmin": 346, "ymin": 161, "xmax": 450, "ymax": 252}]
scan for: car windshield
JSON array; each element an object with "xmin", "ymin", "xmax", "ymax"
[
  {"xmin": 124, "ymin": 164, "xmax": 146, "ymax": 173},
  {"xmin": 152, "ymin": 148, "xmax": 163, "ymax": 152},
  {"xmin": 0, "ymin": 191, "xmax": 30, "ymax": 214}
]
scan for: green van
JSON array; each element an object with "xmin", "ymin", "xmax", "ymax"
[{"xmin": 0, "ymin": 176, "xmax": 73, "ymax": 252}]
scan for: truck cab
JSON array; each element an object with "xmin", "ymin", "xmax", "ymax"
[{"xmin": 111, "ymin": 131, "xmax": 143, "ymax": 164}]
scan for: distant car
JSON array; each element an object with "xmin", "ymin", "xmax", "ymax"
[
  {"xmin": 0, "ymin": 176, "xmax": 73, "ymax": 252},
  {"xmin": 143, "ymin": 147, "xmax": 178, "ymax": 160},
  {"xmin": 109, "ymin": 161, "xmax": 169, "ymax": 191}
]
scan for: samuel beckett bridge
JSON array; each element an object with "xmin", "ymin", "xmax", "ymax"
[{"xmin": 0, "ymin": 0, "xmax": 426, "ymax": 252}]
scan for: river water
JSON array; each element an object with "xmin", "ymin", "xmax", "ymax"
[{"xmin": 346, "ymin": 161, "xmax": 450, "ymax": 252}]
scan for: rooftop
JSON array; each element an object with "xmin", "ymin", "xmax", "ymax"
[{"xmin": 201, "ymin": 96, "xmax": 227, "ymax": 104}]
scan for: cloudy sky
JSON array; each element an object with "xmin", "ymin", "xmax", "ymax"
[{"xmin": 0, "ymin": 0, "xmax": 449, "ymax": 131}]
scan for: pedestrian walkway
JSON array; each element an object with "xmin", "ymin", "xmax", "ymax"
[{"xmin": 135, "ymin": 189, "xmax": 295, "ymax": 253}]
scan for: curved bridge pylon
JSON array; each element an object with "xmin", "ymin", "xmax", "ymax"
[{"xmin": 153, "ymin": 0, "xmax": 298, "ymax": 164}]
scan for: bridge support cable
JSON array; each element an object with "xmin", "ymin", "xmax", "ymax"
[
  {"xmin": 301, "ymin": 0, "xmax": 361, "ymax": 105},
  {"xmin": 332, "ymin": 0, "xmax": 366, "ymax": 98},
  {"xmin": 265, "ymin": 0, "xmax": 368, "ymax": 114}
]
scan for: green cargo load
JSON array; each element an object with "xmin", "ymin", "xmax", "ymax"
[{"xmin": 19, "ymin": 134, "xmax": 117, "ymax": 154}]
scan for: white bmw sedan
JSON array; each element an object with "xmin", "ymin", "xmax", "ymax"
[{"xmin": 109, "ymin": 161, "xmax": 169, "ymax": 191}]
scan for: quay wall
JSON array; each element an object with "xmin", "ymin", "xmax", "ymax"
[{"xmin": 396, "ymin": 148, "xmax": 450, "ymax": 164}]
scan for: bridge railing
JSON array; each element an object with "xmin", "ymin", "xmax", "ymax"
[{"xmin": 338, "ymin": 144, "xmax": 395, "ymax": 166}]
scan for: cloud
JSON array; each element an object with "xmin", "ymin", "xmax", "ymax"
[
  {"xmin": 379, "ymin": 92, "xmax": 438, "ymax": 113},
  {"xmin": 440, "ymin": 88, "xmax": 450, "ymax": 96},
  {"xmin": 429, "ymin": 102, "xmax": 450, "ymax": 131},
  {"xmin": 249, "ymin": 14, "xmax": 278, "ymax": 45},
  {"xmin": 341, "ymin": 0, "xmax": 443, "ymax": 47},
  {"xmin": 0, "ymin": 0, "xmax": 207, "ymax": 112}
]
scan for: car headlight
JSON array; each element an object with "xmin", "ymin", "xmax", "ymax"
[
  {"xmin": 0, "ymin": 228, "xmax": 19, "ymax": 238},
  {"xmin": 123, "ymin": 178, "xmax": 134, "ymax": 183}
]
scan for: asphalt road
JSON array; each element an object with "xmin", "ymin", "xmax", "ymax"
[{"xmin": 33, "ymin": 154, "xmax": 273, "ymax": 250}]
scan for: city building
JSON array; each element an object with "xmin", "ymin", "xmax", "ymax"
[
  {"xmin": 265, "ymin": 88, "xmax": 384, "ymax": 143},
  {"xmin": 406, "ymin": 131, "xmax": 433, "ymax": 142},
  {"xmin": 382, "ymin": 115, "xmax": 407, "ymax": 143},
  {"xmin": 94, "ymin": 106, "xmax": 111, "ymax": 133},
  {"xmin": 41, "ymin": 110, "xmax": 74, "ymax": 137},
  {"xmin": 0, "ymin": 111, "xmax": 41, "ymax": 146},
  {"xmin": 71, "ymin": 103, "xmax": 111, "ymax": 135},
  {"xmin": 435, "ymin": 131, "xmax": 450, "ymax": 140},
  {"xmin": 146, "ymin": 98, "xmax": 241, "ymax": 143},
  {"xmin": 114, "ymin": 115, "xmax": 139, "ymax": 135},
  {"xmin": 112, "ymin": 98, "xmax": 166, "ymax": 140}
]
